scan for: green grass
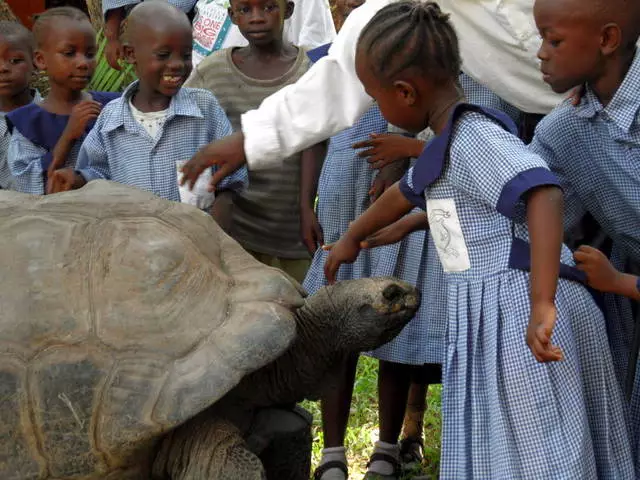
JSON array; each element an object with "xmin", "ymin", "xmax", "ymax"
[{"xmin": 301, "ymin": 356, "xmax": 442, "ymax": 479}]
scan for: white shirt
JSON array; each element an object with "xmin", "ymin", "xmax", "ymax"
[{"xmin": 241, "ymin": 0, "xmax": 565, "ymax": 170}]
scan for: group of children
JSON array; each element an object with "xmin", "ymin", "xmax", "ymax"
[{"xmin": 1, "ymin": 0, "xmax": 640, "ymax": 478}]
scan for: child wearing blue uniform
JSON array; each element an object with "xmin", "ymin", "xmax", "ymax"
[
  {"xmin": 7, "ymin": 7, "xmax": 119, "ymax": 195},
  {"xmin": 48, "ymin": 2, "xmax": 246, "ymax": 204},
  {"xmin": 0, "ymin": 22, "xmax": 42, "ymax": 191},
  {"xmin": 528, "ymin": 0, "xmax": 640, "ymax": 471},
  {"xmin": 325, "ymin": 2, "xmax": 634, "ymax": 478},
  {"xmin": 530, "ymin": 0, "xmax": 640, "ymax": 392}
]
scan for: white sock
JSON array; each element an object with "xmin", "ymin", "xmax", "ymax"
[
  {"xmin": 317, "ymin": 446, "xmax": 347, "ymax": 480},
  {"xmin": 368, "ymin": 441, "xmax": 399, "ymax": 476}
]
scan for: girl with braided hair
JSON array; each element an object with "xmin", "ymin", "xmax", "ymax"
[{"xmin": 325, "ymin": 2, "xmax": 635, "ymax": 477}]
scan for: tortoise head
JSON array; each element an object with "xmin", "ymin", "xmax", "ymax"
[{"xmin": 303, "ymin": 277, "xmax": 420, "ymax": 353}]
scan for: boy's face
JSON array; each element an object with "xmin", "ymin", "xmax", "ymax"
[
  {"xmin": 0, "ymin": 35, "xmax": 33, "ymax": 98},
  {"xmin": 534, "ymin": 0, "xmax": 606, "ymax": 93},
  {"xmin": 35, "ymin": 18, "xmax": 96, "ymax": 91},
  {"xmin": 126, "ymin": 22, "xmax": 193, "ymax": 98},
  {"xmin": 229, "ymin": 0, "xmax": 293, "ymax": 46}
]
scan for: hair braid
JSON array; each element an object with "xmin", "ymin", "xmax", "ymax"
[{"xmin": 358, "ymin": 1, "xmax": 460, "ymax": 83}]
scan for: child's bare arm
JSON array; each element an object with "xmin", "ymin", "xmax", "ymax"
[
  {"xmin": 104, "ymin": 7, "xmax": 126, "ymax": 71},
  {"xmin": 299, "ymin": 141, "xmax": 326, "ymax": 254},
  {"xmin": 360, "ymin": 212, "xmax": 428, "ymax": 249},
  {"xmin": 574, "ymin": 245, "xmax": 640, "ymax": 301},
  {"xmin": 526, "ymin": 185, "xmax": 564, "ymax": 363},
  {"xmin": 324, "ymin": 182, "xmax": 415, "ymax": 283}
]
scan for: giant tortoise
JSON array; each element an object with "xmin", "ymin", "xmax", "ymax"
[{"xmin": 0, "ymin": 181, "xmax": 419, "ymax": 479}]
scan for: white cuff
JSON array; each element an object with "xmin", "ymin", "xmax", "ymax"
[{"xmin": 241, "ymin": 109, "xmax": 284, "ymax": 171}]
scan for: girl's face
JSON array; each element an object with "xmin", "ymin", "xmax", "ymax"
[
  {"xmin": 0, "ymin": 36, "xmax": 34, "ymax": 99},
  {"xmin": 355, "ymin": 48, "xmax": 428, "ymax": 134},
  {"xmin": 34, "ymin": 18, "xmax": 97, "ymax": 92}
]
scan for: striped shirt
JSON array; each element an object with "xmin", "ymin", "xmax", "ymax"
[{"xmin": 186, "ymin": 47, "xmax": 312, "ymax": 258}]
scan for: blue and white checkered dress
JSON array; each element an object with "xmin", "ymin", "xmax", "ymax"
[
  {"xmin": 302, "ymin": 106, "xmax": 444, "ymax": 365},
  {"xmin": 400, "ymin": 105, "xmax": 634, "ymax": 478},
  {"xmin": 529, "ymin": 49, "xmax": 640, "ymax": 475},
  {"xmin": 76, "ymin": 82, "xmax": 247, "ymax": 201}
]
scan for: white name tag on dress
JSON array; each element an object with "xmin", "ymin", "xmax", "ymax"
[{"xmin": 426, "ymin": 198, "xmax": 471, "ymax": 273}]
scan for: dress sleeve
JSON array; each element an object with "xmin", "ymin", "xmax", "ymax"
[
  {"xmin": 399, "ymin": 167, "xmax": 427, "ymax": 210},
  {"xmin": 448, "ymin": 112, "xmax": 561, "ymax": 222},
  {"xmin": 8, "ymin": 130, "xmax": 48, "ymax": 194},
  {"xmin": 283, "ymin": 0, "xmax": 336, "ymax": 49},
  {"xmin": 240, "ymin": 0, "xmax": 393, "ymax": 170},
  {"xmin": 75, "ymin": 123, "xmax": 111, "ymax": 182}
]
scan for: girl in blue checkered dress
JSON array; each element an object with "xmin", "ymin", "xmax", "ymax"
[
  {"xmin": 304, "ymin": 40, "xmax": 444, "ymax": 478},
  {"xmin": 325, "ymin": 2, "xmax": 635, "ymax": 478}
]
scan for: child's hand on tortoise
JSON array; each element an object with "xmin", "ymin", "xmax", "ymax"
[
  {"xmin": 353, "ymin": 133, "xmax": 424, "ymax": 170},
  {"xmin": 323, "ymin": 233, "xmax": 361, "ymax": 284},
  {"xmin": 47, "ymin": 168, "xmax": 86, "ymax": 194},
  {"xmin": 527, "ymin": 302, "xmax": 563, "ymax": 363}
]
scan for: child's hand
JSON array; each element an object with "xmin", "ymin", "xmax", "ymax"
[
  {"xmin": 64, "ymin": 100, "xmax": 103, "ymax": 141},
  {"xmin": 574, "ymin": 245, "xmax": 621, "ymax": 293},
  {"xmin": 369, "ymin": 161, "xmax": 406, "ymax": 202},
  {"xmin": 527, "ymin": 302, "xmax": 563, "ymax": 363},
  {"xmin": 353, "ymin": 133, "xmax": 424, "ymax": 170},
  {"xmin": 181, "ymin": 132, "xmax": 246, "ymax": 191},
  {"xmin": 323, "ymin": 234, "xmax": 361, "ymax": 284},
  {"xmin": 300, "ymin": 207, "xmax": 323, "ymax": 255},
  {"xmin": 47, "ymin": 168, "xmax": 86, "ymax": 194}
]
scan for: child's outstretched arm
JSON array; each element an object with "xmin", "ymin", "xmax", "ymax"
[
  {"xmin": 360, "ymin": 212, "xmax": 428, "ymax": 249},
  {"xmin": 324, "ymin": 182, "xmax": 416, "ymax": 283},
  {"xmin": 526, "ymin": 185, "xmax": 565, "ymax": 363},
  {"xmin": 574, "ymin": 246, "xmax": 640, "ymax": 301}
]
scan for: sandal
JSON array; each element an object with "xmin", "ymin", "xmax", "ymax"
[
  {"xmin": 399, "ymin": 437, "xmax": 424, "ymax": 468},
  {"xmin": 314, "ymin": 460, "xmax": 348, "ymax": 480},
  {"xmin": 363, "ymin": 452, "xmax": 401, "ymax": 480}
]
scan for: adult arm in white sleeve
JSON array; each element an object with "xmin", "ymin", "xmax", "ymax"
[{"xmin": 240, "ymin": 0, "xmax": 394, "ymax": 170}]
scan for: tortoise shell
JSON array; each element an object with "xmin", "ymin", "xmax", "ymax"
[{"xmin": 0, "ymin": 181, "xmax": 303, "ymax": 479}]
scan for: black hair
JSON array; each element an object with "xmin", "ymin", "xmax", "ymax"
[
  {"xmin": 0, "ymin": 21, "xmax": 34, "ymax": 53},
  {"xmin": 32, "ymin": 7, "xmax": 91, "ymax": 47},
  {"xmin": 357, "ymin": 1, "xmax": 460, "ymax": 84}
]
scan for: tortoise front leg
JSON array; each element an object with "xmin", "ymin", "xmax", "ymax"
[{"xmin": 152, "ymin": 416, "xmax": 266, "ymax": 480}]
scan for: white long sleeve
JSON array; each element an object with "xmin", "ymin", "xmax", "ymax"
[
  {"xmin": 241, "ymin": 0, "xmax": 565, "ymax": 170},
  {"xmin": 241, "ymin": 0, "xmax": 390, "ymax": 169}
]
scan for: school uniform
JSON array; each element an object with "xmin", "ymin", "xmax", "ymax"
[
  {"xmin": 6, "ymin": 91, "xmax": 119, "ymax": 195},
  {"xmin": 76, "ymin": 82, "xmax": 246, "ymax": 202},
  {"xmin": 0, "ymin": 90, "xmax": 42, "ymax": 190},
  {"xmin": 400, "ymin": 103, "xmax": 634, "ymax": 479},
  {"xmin": 529, "ymin": 48, "xmax": 640, "ymax": 474}
]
